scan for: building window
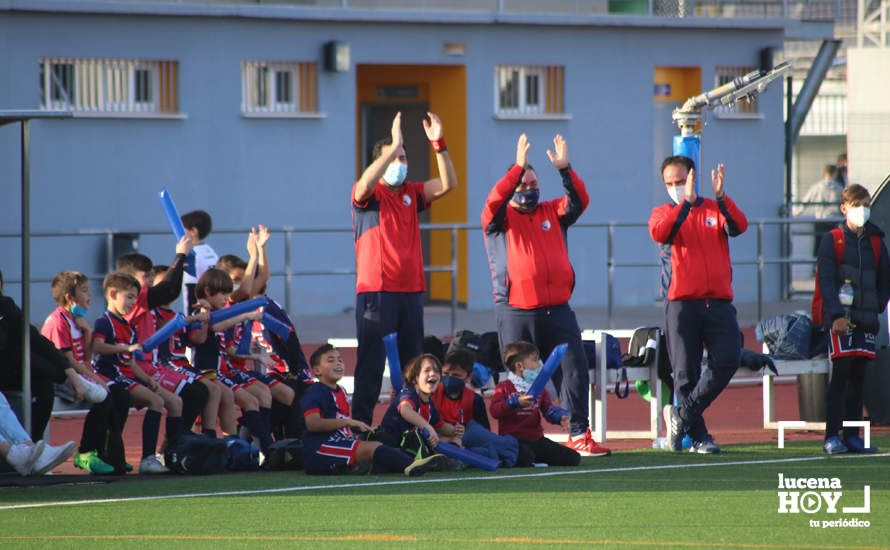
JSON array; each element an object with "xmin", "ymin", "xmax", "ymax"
[
  {"xmin": 39, "ymin": 58, "xmax": 179, "ymax": 114},
  {"xmin": 242, "ymin": 61, "xmax": 318, "ymax": 115},
  {"xmin": 494, "ymin": 65, "xmax": 564, "ymax": 116},
  {"xmin": 714, "ymin": 66, "xmax": 758, "ymax": 115}
]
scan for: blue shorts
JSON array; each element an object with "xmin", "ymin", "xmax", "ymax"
[
  {"xmin": 217, "ymin": 370, "xmax": 256, "ymax": 391},
  {"xmin": 303, "ymin": 438, "xmax": 360, "ymax": 475},
  {"xmin": 98, "ymin": 372, "xmax": 139, "ymax": 392},
  {"xmin": 245, "ymin": 371, "xmax": 281, "ymax": 388}
]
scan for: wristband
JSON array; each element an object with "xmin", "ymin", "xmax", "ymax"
[{"xmin": 430, "ymin": 137, "xmax": 447, "ymax": 153}]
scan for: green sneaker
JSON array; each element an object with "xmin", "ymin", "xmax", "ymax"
[{"xmin": 73, "ymin": 451, "xmax": 115, "ymax": 475}]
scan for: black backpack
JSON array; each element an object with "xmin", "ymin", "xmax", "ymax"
[
  {"xmin": 448, "ymin": 330, "xmax": 503, "ymax": 372},
  {"xmin": 262, "ymin": 438, "xmax": 304, "ymax": 471},
  {"xmin": 620, "ymin": 327, "xmax": 674, "ymax": 395},
  {"xmin": 164, "ymin": 434, "xmax": 228, "ymax": 475}
]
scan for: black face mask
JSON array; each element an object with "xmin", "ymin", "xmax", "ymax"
[
  {"xmin": 440, "ymin": 375, "xmax": 465, "ymax": 400},
  {"xmin": 512, "ymin": 188, "xmax": 540, "ymax": 209}
]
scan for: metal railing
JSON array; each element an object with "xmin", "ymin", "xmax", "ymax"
[{"xmin": 1, "ymin": 215, "xmax": 834, "ymax": 333}]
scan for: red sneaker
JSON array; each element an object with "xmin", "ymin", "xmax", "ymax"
[{"xmin": 565, "ymin": 429, "xmax": 611, "ymax": 457}]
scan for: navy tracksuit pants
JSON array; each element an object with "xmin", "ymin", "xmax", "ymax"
[
  {"xmin": 665, "ymin": 299, "xmax": 740, "ymax": 441},
  {"xmin": 495, "ymin": 303, "xmax": 590, "ymax": 436},
  {"xmin": 353, "ymin": 291, "xmax": 424, "ymax": 425}
]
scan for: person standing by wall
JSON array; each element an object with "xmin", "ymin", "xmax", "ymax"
[
  {"xmin": 649, "ymin": 156, "xmax": 747, "ymax": 454},
  {"xmin": 351, "ymin": 112, "xmax": 457, "ymax": 426},
  {"xmin": 482, "ymin": 134, "xmax": 609, "ymax": 457}
]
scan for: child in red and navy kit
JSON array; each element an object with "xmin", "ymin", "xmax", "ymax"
[
  {"xmin": 217, "ymin": 226, "xmax": 308, "ymax": 439},
  {"xmin": 377, "ymin": 354, "xmax": 461, "ymax": 454},
  {"xmin": 301, "ymin": 344, "xmax": 444, "ymax": 476},
  {"xmin": 433, "ymin": 349, "xmax": 520, "ymax": 467},
  {"xmin": 41, "ymin": 271, "xmax": 128, "ymax": 474},
  {"xmin": 190, "ymin": 267, "xmax": 273, "ymax": 452},
  {"xmin": 92, "ymin": 272, "xmax": 183, "ymax": 474},
  {"xmin": 491, "ymin": 341, "xmax": 587, "ymax": 466},
  {"xmin": 115, "ymin": 246, "xmax": 210, "ymax": 443}
]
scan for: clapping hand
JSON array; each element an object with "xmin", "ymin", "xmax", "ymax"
[
  {"xmin": 516, "ymin": 134, "xmax": 530, "ymax": 169},
  {"xmin": 546, "ymin": 135, "xmax": 569, "ymax": 170},
  {"xmin": 711, "ymin": 163, "xmax": 726, "ymax": 199}
]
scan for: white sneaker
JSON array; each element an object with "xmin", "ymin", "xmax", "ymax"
[
  {"xmin": 31, "ymin": 441, "xmax": 77, "ymax": 475},
  {"xmin": 139, "ymin": 454, "xmax": 170, "ymax": 474},
  {"xmin": 6, "ymin": 441, "xmax": 45, "ymax": 476},
  {"xmin": 79, "ymin": 375, "xmax": 108, "ymax": 403}
]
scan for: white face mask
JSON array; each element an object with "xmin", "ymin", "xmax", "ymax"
[
  {"xmin": 846, "ymin": 206, "xmax": 870, "ymax": 228},
  {"xmin": 382, "ymin": 161, "xmax": 408, "ymax": 187},
  {"xmin": 667, "ymin": 185, "xmax": 683, "ymax": 205}
]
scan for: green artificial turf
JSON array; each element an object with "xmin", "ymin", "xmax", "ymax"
[{"xmin": 0, "ymin": 438, "xmax": 887, "ymax": 549}]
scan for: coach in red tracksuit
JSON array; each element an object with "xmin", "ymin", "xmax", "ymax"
[
  {"xmin": 649, "ymin": 155, "xmax": 748, "ymax": 454},
  {"xmin": 482, "ymin": 134, "xmax": 609, "ymax": 457},
  {"xmin": 351, "ymin": 112, "xmax": 457, "ymax": 426}
]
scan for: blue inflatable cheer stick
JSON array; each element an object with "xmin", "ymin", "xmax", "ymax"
[
  {"xmin": 421, "ymin": 429, "xmax": 499, "ymax": 471},
  {"xmin": 262, "ymin": 312, "xmax": 292, "ymax": 340},
  {"xmin": 527, "ymin": 343, "xmax": 568, "ymax": 400},
  {"xmin": 382, "ymin": 332, "xmax": 403, "ymax": 393},
  {"xmin": 236, "ymin": 321, "xmax": 252, "ymax": 355},
  {"xmin": 159, "ymin": 187, "xmax": 187, "ymax": 241},
  {"xmin": 207, "ymin": 297, "xmax": 269, "ymax": 326},
  {"xmin": 140, "ymin": 314, "xmax": 188, "ymax": 353}
]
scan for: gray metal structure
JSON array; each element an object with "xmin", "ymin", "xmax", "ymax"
[{"xmin": 0, "ymin": 110, "xmax": 71, "ymax": 434}]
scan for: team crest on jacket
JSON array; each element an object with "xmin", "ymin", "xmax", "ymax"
[
  {"xmin": 542, "ymin": 219, "xmax": 552, "ymax": 231},
  {"xmin": 402, "ymin": 194, "xmax": 412, "ymax": 206},
  {"xmin": 705, "ymin": 216, "xmax": 717, "ymax": 227}
]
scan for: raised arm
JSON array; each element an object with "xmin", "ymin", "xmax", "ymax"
[
  {"xmin": 482, "ymin": 134, "xmax": 529, "ymax": 233},
  {"xmin": 713, "ymin": 164, "xmax": 748, "ymax": 237},
  {"xmin": 254, "ymin": 225, "xmax": 271, "ymax": 296},
  {"xmin": 232, "ymin": 229, "xmax": 258, "ymax": 303},
  {"xmin": 649, "ymin": 168, "xmax": 695, "ymax": 244},
  {"xmin": 147, "ymin": 236, "xmax": 193, "ymax": 310},
  {"xmin": 354, "ymin": 112, "xmax": 403, "ymax": 205},
  {"xmin": 422, "ymin": 112, "xmax": 458, "ymax": 203},
  {"xmin": 548, "ymin": 135, "xmax": 589, "ymax": 227}
]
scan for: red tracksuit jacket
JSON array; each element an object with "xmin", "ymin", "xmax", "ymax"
[
  {"xmin": 482, "ymin": 164, "xmax": 589, "ymax": 309},
  {"xmin": 490, "ymin": 380, "xmax": 558, "ymax": 441},
  {"xmin": 648, "ymin": 195, "xmax": 748, "ymax": 301}
]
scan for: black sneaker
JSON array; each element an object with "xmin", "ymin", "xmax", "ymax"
[
  {"xmin": 404, "ymin": 453, "xmax": 447, "ymax": 477},
  {"xmin": 664, "ymin": 404, "xmax": 685, "ymax": 452}
]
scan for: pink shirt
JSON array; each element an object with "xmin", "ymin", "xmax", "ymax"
[{"xmin": 41, "ymin": 306, "xmax": 86, "ymax": 363}]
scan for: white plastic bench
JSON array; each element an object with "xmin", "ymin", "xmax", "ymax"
[{"xmin": 583, "ymin": 329, "xmax": 831, "ymax": 443}]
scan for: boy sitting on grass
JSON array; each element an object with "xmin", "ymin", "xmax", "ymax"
[
  {"xmin": 301, "ymin": 344, "xmax": 445, "ymax": 476},
  {"xmin": 491, "ymin": 341, "xmax": 585, "ymax": 466},
  {"xmin": 433, "ymin": 349, "xmax": 520, "ymax": 467}
]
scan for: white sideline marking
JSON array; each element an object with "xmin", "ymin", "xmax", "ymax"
[
  {"xmin": 2, "ymin": 453, "xmax": 888, "ymax": 512},
  {"xmin": 777, "ymin": 421, "xmax": 806, "ymax": 448},
  {"xmin": 843, "ymin": 421, "xmax": 871, "ymax": 449}
]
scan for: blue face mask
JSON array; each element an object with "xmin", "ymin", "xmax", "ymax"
[
  {"xmin": 512, "ymin": 188, "xmax": 540, "ymax": 209},
  {"xmin": 522, "ymin": 367, "xmax": 541, "ymax": 384},
  {"xmin": 70, "ymin": 305, "xmax": 88, "ymax": 318},
  {"xmin": 383, "ymin": 162, "xmax": 408, "ymax": 187},
  {"xmin": 440, "ymin": 375, "xmax": 465, "ymax": 399}
]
